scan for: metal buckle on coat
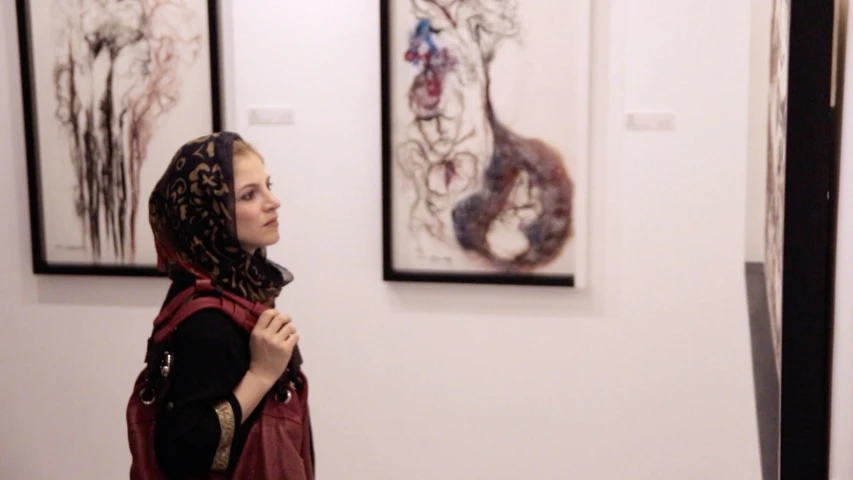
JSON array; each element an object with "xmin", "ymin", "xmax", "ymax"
[
  {"xmin": 138, "ymin": 351, "xmax": 172, "ymax": 406},
  {"xmin": 160, "ymin": 351, "xmax": 173, "ymax": 378},
  {"xmin": 139, "ymin": 387, "xmax": 156, "ymax": 406},
  {"xmin": 274, "ymin": 382, "xmax": 294, "ymax": 404}
]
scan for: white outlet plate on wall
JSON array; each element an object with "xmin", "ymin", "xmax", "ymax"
[
  {"xmin": 248, "ymin": 106, "xmax": 295, "ymax": 125},
  {"xmin": 625, "ymin": 111, "xmax": 676, "ymax": 131}
]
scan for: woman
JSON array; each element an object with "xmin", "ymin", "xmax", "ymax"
[{"xmin": 145, "ymin": 131, "xmax": 314, "ymax": 479}]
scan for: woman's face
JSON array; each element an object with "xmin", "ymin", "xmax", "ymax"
[{"xmin": 233, "ymin": 151, "xmax": 281, "ymax": 253}]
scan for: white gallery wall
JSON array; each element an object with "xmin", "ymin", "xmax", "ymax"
[
  {"xmin": 746, "ymin": 0, "xmax": 773, "ymax": 263},
  {"xmin": 0, "ymin": 1, "xmax": 762, "ymax": 479}
]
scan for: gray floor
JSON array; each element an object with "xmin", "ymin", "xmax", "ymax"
[{"xmin": 745, "ymin": 262, "xmax": 780, "ymax": 480}]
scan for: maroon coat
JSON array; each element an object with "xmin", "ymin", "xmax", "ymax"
[{"xmin": 127, "ymin": 278, "xmax": 314, "ymax": 479}]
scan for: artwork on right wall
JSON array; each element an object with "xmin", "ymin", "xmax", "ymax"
[
  {"xmin": 745, "ymin": 1, "xmax": 839, "ymax": 479},
  {"xmin": 764, "ymin": 0, "xmax": 789, "ymax": 378},
  {"xmin": 743, "ymin": 1, "xmax": 789, "ymax": 479}
]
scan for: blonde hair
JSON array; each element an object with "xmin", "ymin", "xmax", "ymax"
[{"xmin": 233, "ymin": 138, "xmax": 261, "ymax": 162}]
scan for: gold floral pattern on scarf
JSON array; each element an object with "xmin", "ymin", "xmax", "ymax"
[{"xmin": 148, "ymin": 132, "xmax": 291, "ymax": 305}]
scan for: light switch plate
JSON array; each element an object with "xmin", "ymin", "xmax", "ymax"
[
  {"xmin": 625, "ymin": 111, "xmax": 676, "ymax": 131},
  {"xmin": 248, "ymin": 106, "xmax": 295, "ymax": 125}
]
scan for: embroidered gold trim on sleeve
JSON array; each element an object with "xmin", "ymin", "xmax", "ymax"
[{"xmin": 211, "ymin": 400, "xmax": 236, "ymax": 471}]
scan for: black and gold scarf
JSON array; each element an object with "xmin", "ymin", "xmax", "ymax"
[{"xmin": 148, "ymin": 131, "xmax": 293, "ymax": 304}]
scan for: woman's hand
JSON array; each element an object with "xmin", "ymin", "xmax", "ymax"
[
  {"xmin": 247, "ymin": 309, "xmax": 299, "ymax": 385},
  {"xmin": 233, "ymin": 309, "xmax": 300, "ymax": 423}
]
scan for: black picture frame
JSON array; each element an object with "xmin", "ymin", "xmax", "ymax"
[
  {"xmin": 14, "ymin": 0, "xmax": 223, "ymax": 277},
  {"xmin": 779, "ymin": 0, "xmax": 837, "ymax": 478},
  {"xmin": 379, "ymin": 0, "xmax": 590, "ymax": 288}
]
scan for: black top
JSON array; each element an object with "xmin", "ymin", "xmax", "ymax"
[{"xmin": 153, "ymin": 275, "xmax": 260, "ymax": 478}]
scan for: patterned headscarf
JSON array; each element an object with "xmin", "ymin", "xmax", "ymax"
[{"xmin": 148, "ymin": 132, "xmax": 293, "ymax": 304}]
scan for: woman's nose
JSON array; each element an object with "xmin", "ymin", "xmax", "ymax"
[{"xmin": 268, "ymin": 193, "xmax": 281, "ymax": 209}]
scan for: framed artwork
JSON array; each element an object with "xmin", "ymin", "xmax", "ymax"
[
  {"xmin": 15, "ymin": 0, "xmax": 222, "ymax": 276},
  {"xmin": 380, "ymin": 0, "xmax": 591, "ymax": 287},
  {"xmin": 764, "ymin": 0, "xmax": 789, "ymax": 381},
  {"xmin": 744, "ymin": 2, "xmax": 790, "ymax": 479},
  {"xmin": 776, "ymin": 1, "xmax": 836, "ymax": 478},
  {"xmin": 744, "ymin": 1, "xmax": 836, "ymax": 479}
]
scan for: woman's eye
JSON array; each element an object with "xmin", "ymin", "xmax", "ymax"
[{"xmin": 241, "ymin": 191, "xmax": 254, "ymax": 201}]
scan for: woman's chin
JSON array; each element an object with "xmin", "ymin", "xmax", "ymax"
[
  {"xmin": 240, "ymin": 233, "xmax": 280, "ymax": 253},
  {"xmin": 265, "ymin": 232, "xmax": 281, "ymax": 246}
]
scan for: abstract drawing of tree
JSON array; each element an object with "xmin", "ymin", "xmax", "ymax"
[{"xmin": 51, "ymin": 0, "xmax": 204, "ymax": 262}]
